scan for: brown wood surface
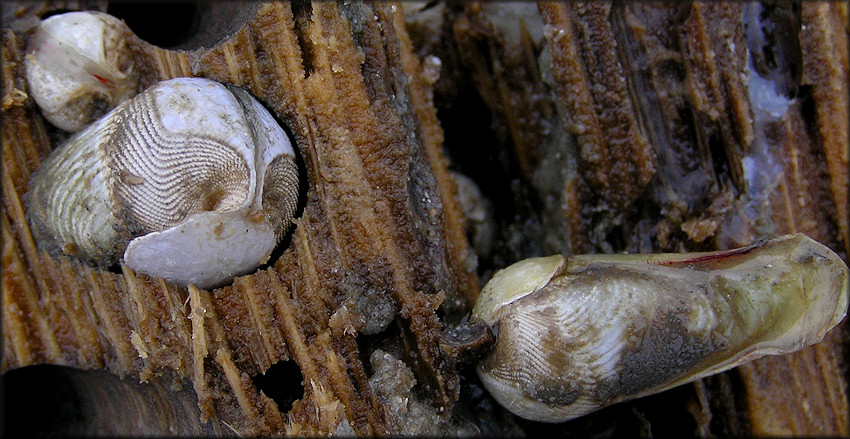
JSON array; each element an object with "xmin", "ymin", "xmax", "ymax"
[
  {"xmin": 2, "ymin": 1, "xmax": 848, "ymax": 436},
  {"xmin": 4, "ymin": 1, "xmax": 475, "ymax": 435}
]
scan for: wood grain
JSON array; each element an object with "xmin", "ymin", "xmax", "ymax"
[{"xmin": 2, "ymin": 1, "xmax": 847, "ymax": 436}]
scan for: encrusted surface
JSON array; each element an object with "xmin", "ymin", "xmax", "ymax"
[
  {"xmin": 2, "ymin": 1, "xmax": 848, "ymax": 436},
  {"xmin": 3, "ymin": 1, "xmax": 475, "ymax": 435},
  {"xmin": 426, "ymin": 1, "xmax": 848, "ymax": 436}
]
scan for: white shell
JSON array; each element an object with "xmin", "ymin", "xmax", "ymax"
[
  {"xmin": 473, "ymin": 234, "xmax": 849, "ymax": 422},
  {"xmin": 26, "ymin": 77, "xmax": 300, "ymax": 289},
  {"xmin": 25, "ymin": 11, "xmax": 138, "ymax": 132}
]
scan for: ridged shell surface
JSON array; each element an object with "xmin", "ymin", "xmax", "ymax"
[
  {"xmin": 27, "ymin": 77, "xmax": 300, "ymax": 289},
  {"xmin": 25, "ymin": 11, "xmax": 138, "ymax": 132},
  {"xmin": 473, "ymin": 234, "xmax": 848, "ymax": 422}
]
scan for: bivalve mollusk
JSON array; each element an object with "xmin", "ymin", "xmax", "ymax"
[
  {"xmin": 25, "ymin": 11, "xmax": 138, "ymax": 132},
  {"xmin": 472, "ymin": 233, "xmax": 849, "ymax": 422},
  {"xmin": 26, "ymin": 77, "xmax": 300, "ymax": 289}
]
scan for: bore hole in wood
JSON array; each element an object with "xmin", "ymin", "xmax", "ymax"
[
  {"xmin": 252, "ymin": 359, "xmax": 304, "ymax": 413},
  {"xmin": 2, "ymin": 364, "xmax": 209, "ymax": 435},
  {"xmin": 107, "ymin": 1, "xmax": 258, "ymax": 50}
]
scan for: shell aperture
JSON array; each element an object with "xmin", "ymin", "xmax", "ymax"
[
  {"xmin": 473, "ymin": 234, "xmax": 848, "ymax": 422},
  {"xmin": 26, "ymin": 77, "xmax": 300, "ymax": 289}
]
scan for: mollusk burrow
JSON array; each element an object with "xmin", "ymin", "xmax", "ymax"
[
  {"xmin": 26, "ymin": 77, "xmax": 300, "ymax": 290},
  {"xmin": 25, "ymin": 11, "xmax": 138, "ymax": 132},
  {"xmin": 472, "ymin": 233, "xmax": 848, "ymax": 422}
]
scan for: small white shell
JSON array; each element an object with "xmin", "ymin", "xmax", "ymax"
[
  {"xmin": 473, "ymin": 234, "xmax": 848, "ymax": 422},
  {"xmin": 25, "ymin": 11, "xmax": 138, "ymax": 132},
  {"xmin": 26, "ymin": 77, "xmax": 300, "ymax": 289}
]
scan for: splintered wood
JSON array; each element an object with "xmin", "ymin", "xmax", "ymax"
[
  {"xmin": 3, "ymin": 2, "xmax": 474, "ymax": 436},
  {"xmin": 443, "ymin": 1, "xmax": 848, "ymax": 436},
  {"xmin": 2, "ymin": 1, "xmax": 848, "ymax": 437}
]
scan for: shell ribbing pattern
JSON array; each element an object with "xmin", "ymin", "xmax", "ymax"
[
  {"xmin": 25, "ymin": 77, "xmax": 302, "ymax": 286},
  {"xmin": 108, "ymin": 92, "xmax": 251, "ymax": 234},
  {"xmin": 27, "ymin": 122, "xmax": 123, "ymax": 265},
  {"xmin": 261, "ymin": 154, "xmax": 300, "ymax": 236},
  {"xmin": 488, "ymin": 307, "xmax": 553, "ymax": 384}
]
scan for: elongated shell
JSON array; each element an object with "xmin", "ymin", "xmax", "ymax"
[
  {"xmin": 26, "ymin": 77, "xmax": 300, "ymax": 289},
  {"xmin": 472, "ymin": 234, "xmax": 849, "ymax": 422},
  {"xmin": 25, "ymin": 11, "xmax": 138, "ymax": 132}
]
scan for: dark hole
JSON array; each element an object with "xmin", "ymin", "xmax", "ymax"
[
  {"xmin": 675, "ymin": 107, "xmax": 695, "ymax": 151},
  {"xmin": 290, "ymin": 0, "xmax": 315, "ymax": 77},
  {"xmin": 108, "ymin": 2, "xmax": 199, "ymax": 48},
  {"xmin": 438, "ymin": 83, "xmax": 522, "ymax": 275},
  {"xmin": 797, "ymin": 85, "xmax": 817, "ymax": 131},
  {"xmin": 2, "ymin": 364, "xmax": 211, "ymax": 436},
  {"xmin": 704, "ymin": 371, "xmax": 753, "ymax": 436},
  {"xmin": 3, "ymin": 364, "xmax": 88, "ymax": 436},
  {"xmin": 626, "ymin": 385, "xmax": 700, "ymax": 436},
  {"xmin": 252, "ymin": 360, "xmax": 304, "ymax": 413},
  {"xmin": 707, "ymin": 130, "xmax": 730, "ymax": 185},
  {"xmin": 605, "ymin": 224, "xmax": 625, "ymax": 252},
  {"xmin": 107, "ymin": 2, "xmax": 258, "ymax": 50},
  {"xmin": 514, "ymin": 384, "xmax": 700, "ymax": 436}
]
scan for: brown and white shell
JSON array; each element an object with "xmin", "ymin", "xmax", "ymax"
[
  {"xmin": 26, "ymin": 77, "xmax": 300, "ymax": 289},
  {"xmin": 472, "ymin": 234, "xmax": 849, "ymax": 422},
  {"xmin": 25, "ymin": 11, "xmax": 138, "ymax": 132}
]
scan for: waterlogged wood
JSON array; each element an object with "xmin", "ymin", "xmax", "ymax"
[
  {"xmin": 3, "ymin": 1, "xmax": 475, "ymax": 435},
  {"xmin": 2, "ymin": 0, "xmax": 848, "ymax": 436},
  {"xmin": 430, "ymin": 1, "xmax": 848, "ymax": 436}
]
